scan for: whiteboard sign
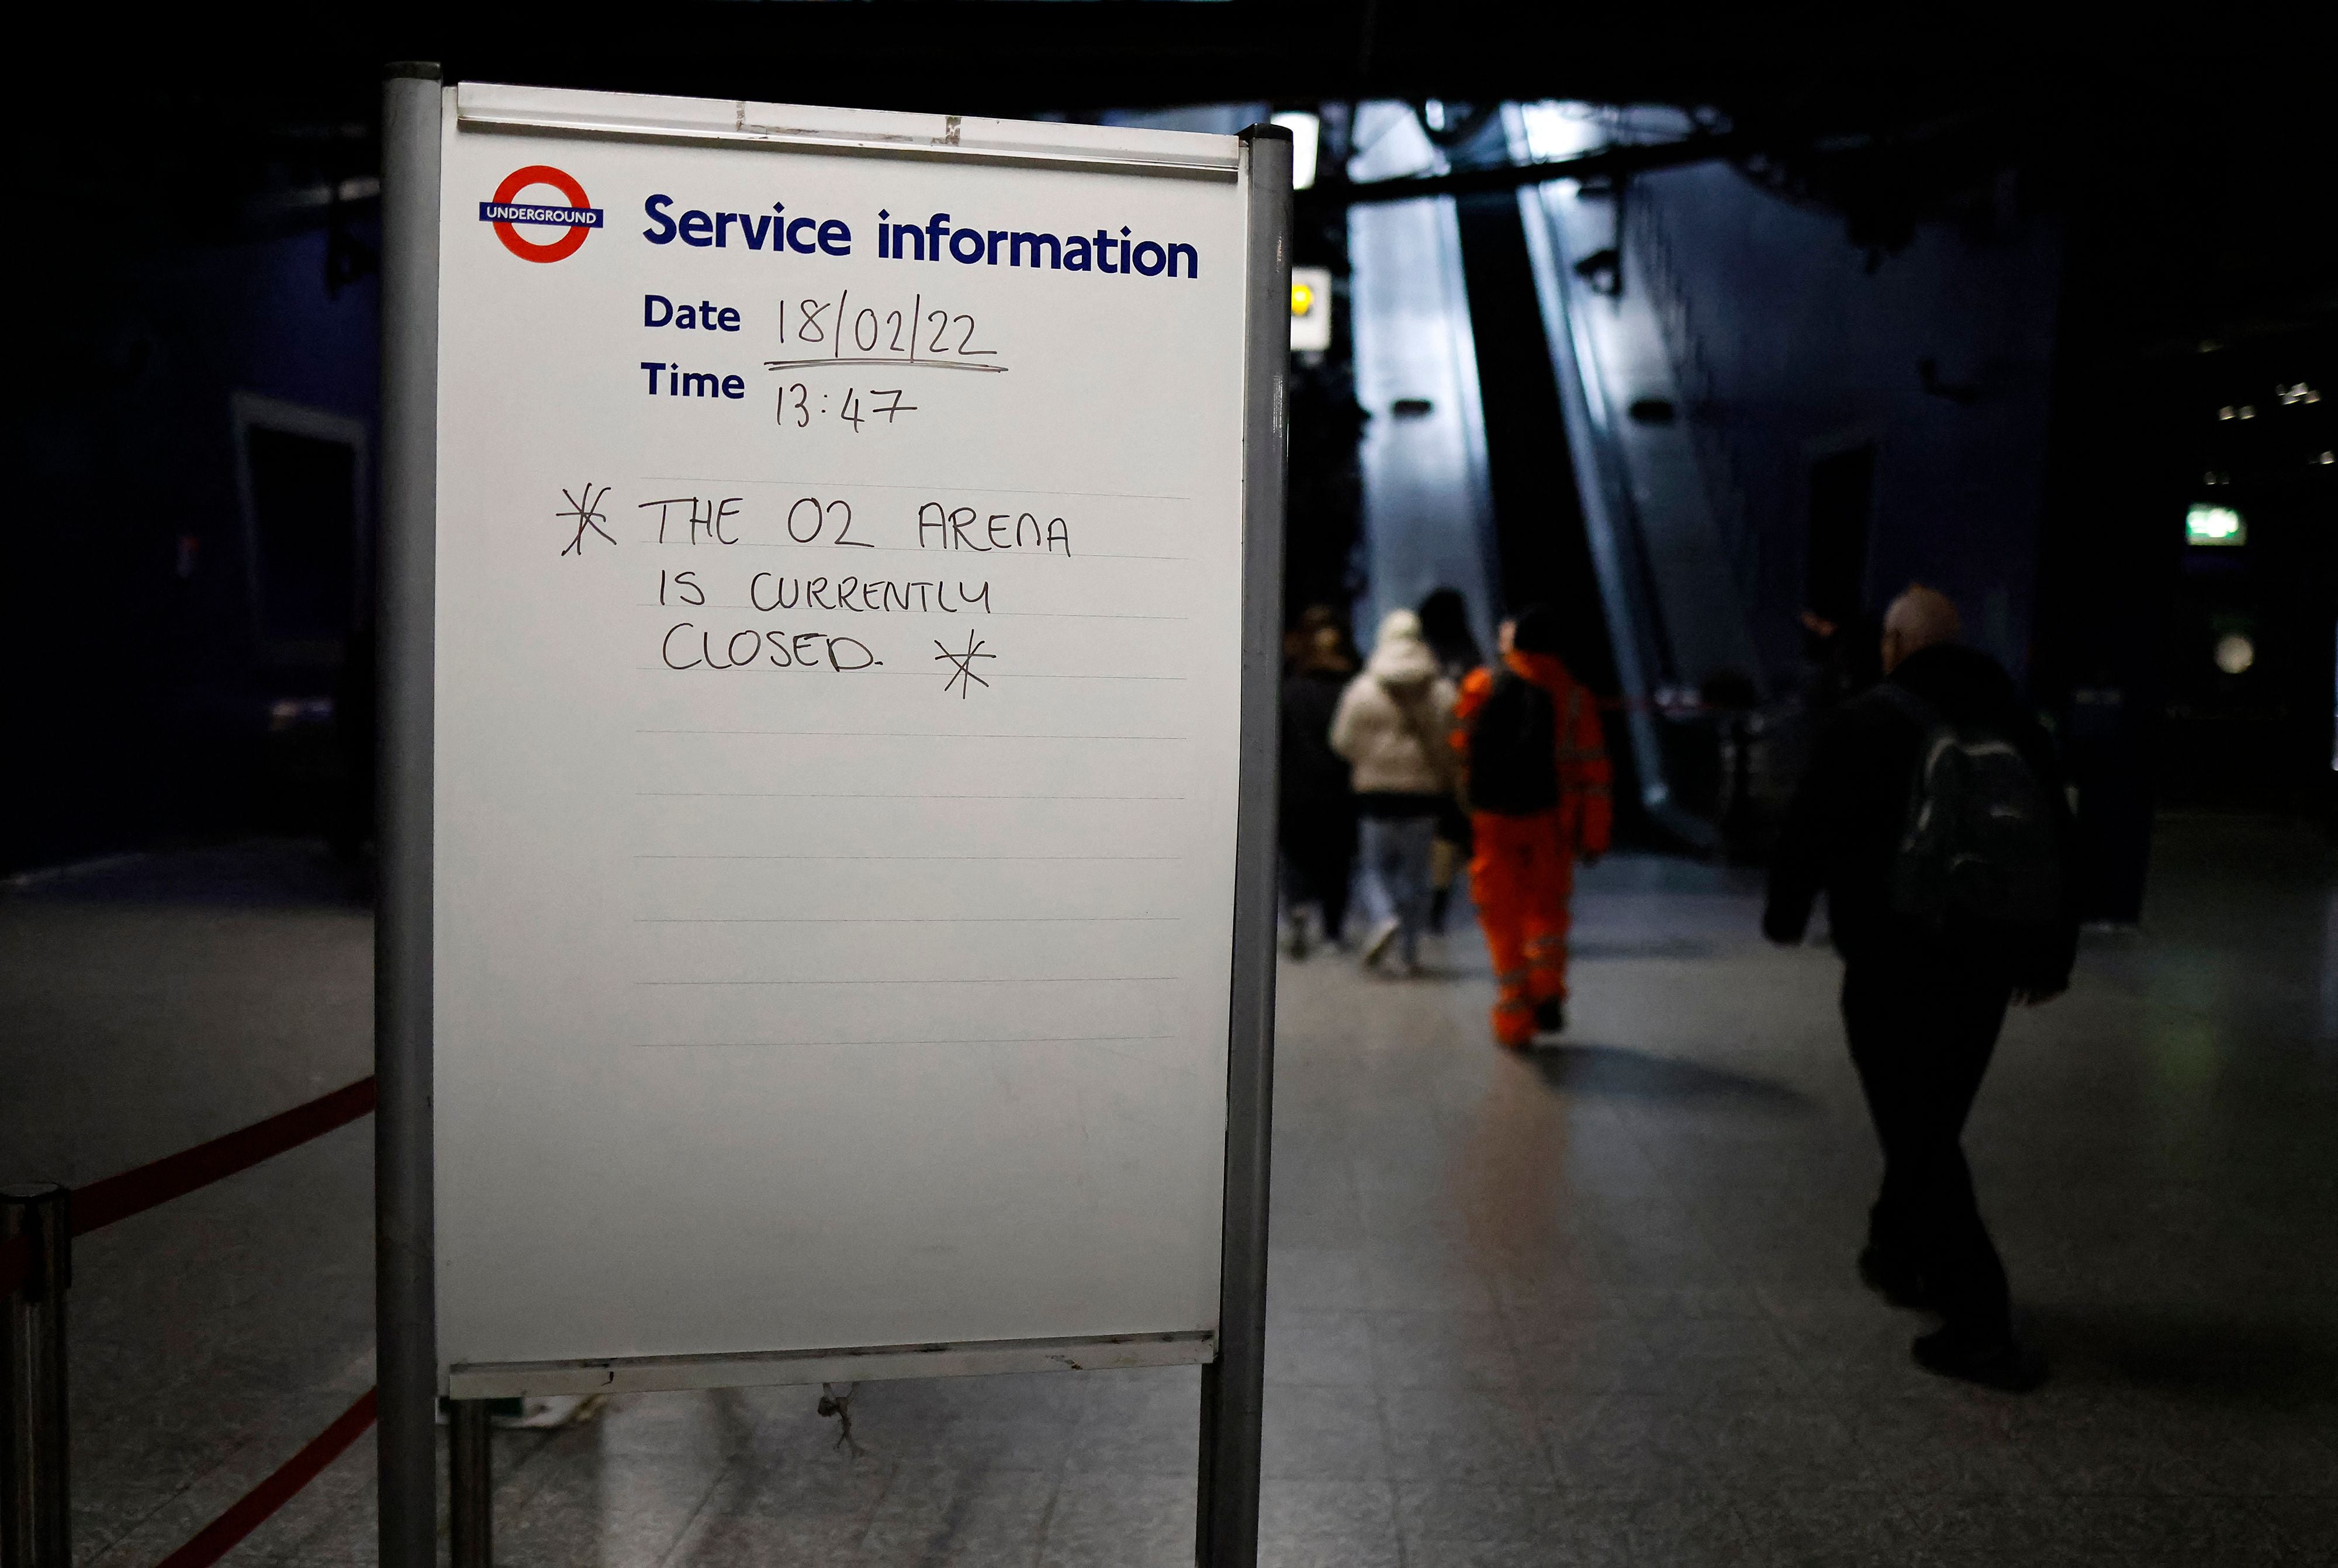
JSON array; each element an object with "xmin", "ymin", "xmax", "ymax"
[{"xmin": 416, "ymin": 85, "xmax": 1282, "ymax": 1396}]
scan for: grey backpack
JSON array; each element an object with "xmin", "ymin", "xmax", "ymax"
[{"xmin": 1882, "ymin": 687, "xmax": 2062, "ymax": 932}]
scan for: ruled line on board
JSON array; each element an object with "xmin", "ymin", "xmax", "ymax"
[
  {"xmin": 637, "ymin": 539, "xmax": 1190, "ymax": 560},
  {"xmin": 762, "ymin": 356, "xmax": 1009, "ymax": 373},
  {"xmin": 636, "ymin": 477, "xmax": 1191, "ymax": 502},
  {"xmin": 836, "ymin": 671, "xmax": 1188, "ymax": 682},
  {"xmin": 635, "ymin": 792, "xmax": 1185, "ymax": 801},
  {"xmin": 627, "ymin": 667, "xmax": 1193, "ymax": 678},
  {"xmin": 629, "ymin": 605, "xmax": 1195, "ymax": 621},
  {"xmin": 988, "ymin": 610, "xmax": 1195, "ymax": 621},
  {"xmin": 631, "ymin": 853, "xmax": 1182, "ymax": 861},
  {"xmin": 635, "ymin": 975, "xmax": 1179, "ymax": 987},
  {"xmin": 636, "ymin": 729, "xmax": 1187, "ymax": 739},
  {"xmin": 635, "ymin": 916, "xmax": 1179, "ymax": 925},
  {"xmin": 636, "ymin": 1034, "xmax": 1178, "ymax": 1048}
]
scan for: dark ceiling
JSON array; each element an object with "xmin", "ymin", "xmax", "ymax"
[
  {"xmin": 13, "ymin": 3, "xmax": 2333, "ymax": 348},
  {"xmin": 27, "ymin": 4, "xmax": 2320, "ymax": 130}
]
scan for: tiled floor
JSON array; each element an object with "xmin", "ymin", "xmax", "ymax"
[{"xmin": 7, "ymin": 815, "xmax": 2334, "ymax": 1564}]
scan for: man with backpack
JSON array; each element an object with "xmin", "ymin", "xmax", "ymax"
[
  {"xmin": 1452, "ymin": 604, "xmax": 1613, "ymax": 1049},
  {"xmin": 1765, "ymin": 584, "xmax": 2077, "ymax": 1392}
]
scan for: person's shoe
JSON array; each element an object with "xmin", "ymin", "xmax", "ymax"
[
  {"xmin": 1857, "ymin": 1245, "xmax": 1934, "ymax": 1311},
  {"xmin": 1285, "ymin": 910, "xmax": 1313, "ymax": 960},
  {"xmin": 1911, "ymin": 1326, "xmax": 2048, "ymax": 1393},
  {"xmin": 1361, "ymin": 918, "xmax": 1400, "ymax": 972},
  {"xmin": 1533, "ymin": 996, "xmax": 1566, "ymax": 1034}
]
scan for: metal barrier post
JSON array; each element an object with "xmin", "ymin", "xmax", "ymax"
[
  {"xmin": 448, "ymin": 1399, "xmax": 491, "ymax": 1568},
  {"xmin": 1, "ymin": 1185, "xmax": 70, "ymax": 1568}
]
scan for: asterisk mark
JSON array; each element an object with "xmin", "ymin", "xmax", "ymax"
[
  {"xmin": 933, "ymin": 632, "xmax": 997, "ymax": 698},
  {"xmin": 558, "ymin": 483, "xmax": 615, "ymax": 556}
]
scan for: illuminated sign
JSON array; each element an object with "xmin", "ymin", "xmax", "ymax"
[
  {"xmin": 1291, "ymin": 265, "xmax": 1331, "ymax": 352},
  {"xmin": 1271, "ymin": 111, "xmax": 1320, "ymax": 190},
  {"xmin": 2185, "ymin": 503, "xmax": 2246, "ymax": 546}
]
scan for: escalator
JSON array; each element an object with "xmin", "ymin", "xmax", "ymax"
[{"xmin": 1502, "ymin": 102, "xmax": 1765, "ymax": 849}]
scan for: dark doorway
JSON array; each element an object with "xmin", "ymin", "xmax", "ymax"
[
  {"xmin": 231, "ymin": 403, "xmax": 369, "ymax": 848},
  {"xmin": 1805, "ymin": 443, "xmax": 1877, "ymax": 625},
  {"xmin": 245, "ymin": 425, "xmax": 358, "ymax": 649}
]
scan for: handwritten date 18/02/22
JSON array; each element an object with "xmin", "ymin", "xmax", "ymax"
[
  {"xmin": 776, "ymin": 384, "xmax": 914, "ymax": 431},
  {"xmin": 773, "ymin": 292, "xmax": 998, "ymax": 366}
]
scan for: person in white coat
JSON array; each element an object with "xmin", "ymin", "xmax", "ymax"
[{"xmin": 1331, "ymin": 608, "xmax": 1460, "ymax": 974}]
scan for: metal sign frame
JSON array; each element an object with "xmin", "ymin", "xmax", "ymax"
[{"xmin": 375, "ymin": 63, "xmax": 1288, "ymax": 1568}]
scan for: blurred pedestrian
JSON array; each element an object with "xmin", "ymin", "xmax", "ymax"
[
  {"xmin": 1416, "ymin": 587, "xmax": 1483, "ymax": 687},
  {"xmin": 1701, "ymin": 667, "xmax": 1762, "ymax": 863},
  {"xmin": 1279, "ymin": 621, "xmax": 1357, "ymax": 956},
  {"xmin": 1331, "ymin": 608, "xmax": 1458, "ymax": 975},
  {"xmin": 1800, "ymin": 607, "xmax": 1882, "ymax": 725},
  {"xmin": 1765, "ymin": 584, "xmax": 2076, "ymax": 1392},
  {"xmin": 1416, "ymin": 587, "xmax": 1483, "ymax": 933},
  {"xmin": 1452, "ymin": 605, "xmax": 1612, "ymax": 1046},
  {"xmin": 1286, "ymin": 601, "xmax": 1355, "ymax": 677}
]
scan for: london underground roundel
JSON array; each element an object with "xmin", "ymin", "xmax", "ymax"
[{"xmin": 478, "ymin": 165, "xmax": 605, "ymax": 263}]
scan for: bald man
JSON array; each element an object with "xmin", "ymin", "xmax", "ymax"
[
  {"xmin": 1879, "ymin": 584, "xmax": 1963, "ymax": 674},
  {"xmin": 1766, "ymin": 583, "xmax": 2076, "ymax": 1392}
]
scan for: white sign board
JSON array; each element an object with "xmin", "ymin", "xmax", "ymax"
[{"xmin": 418, "ymin": 84, "xmax": 1278, "ymax": 1395}]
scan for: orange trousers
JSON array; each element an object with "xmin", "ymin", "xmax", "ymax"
[{"xmin": 1470, "ymin": 811, "xmax": 1576, "ymax": 1047}]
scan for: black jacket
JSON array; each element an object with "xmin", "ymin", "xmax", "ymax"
[
  {"xmin": 1765, "ymin": 643, "xmax": 2079, "ymax": 988},
  {"xmin": 1279, "ymin": 667, "xmax": 1354, "ymax": 816}
]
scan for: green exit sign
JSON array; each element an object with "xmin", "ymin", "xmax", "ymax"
[{"xmin": 2185, "ymin": 503, "xmax": 2247, "ymax": 546}]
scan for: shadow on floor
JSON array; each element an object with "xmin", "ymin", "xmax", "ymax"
[
  {"xmin": 2024, "ymin": 1303, "xmax": 2338, "ymax": 1403},
  {"xmin": 1524, "ymin": 1042, "xmax": 1813, "ymax": 1107},
  {"xmin": 1392, "ymin": 935, "xmax": 1720, "ymax": 984},
  {"xmin": 1566, "ymin": 935, "xmax": 1721, "ymax": 961}
]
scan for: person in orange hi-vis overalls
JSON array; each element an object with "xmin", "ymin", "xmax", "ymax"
[{"xmin": 1451, "ymin": 604, "xmax": 1613, "ymax": 1048}]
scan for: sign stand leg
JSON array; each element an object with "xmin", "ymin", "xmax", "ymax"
[
  {"xmin": 448, "ymin": 1400, "xmax": 492, "ymax": 1567},
  {"xmin": 1196, "ymin": 120, "xmax": 1293, "ymax": 1568},
  {"xmin": 376, "ymin": 57, "xmax": 443, "ymax": 1568}
]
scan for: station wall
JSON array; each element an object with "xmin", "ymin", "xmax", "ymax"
[
  {"xmin": 1621, "ymin": 157, "xmax": 2063, "ymax": 695},
  {"xmin": 2, "ymin": 217, "xmax": 381, "ymax": 873}
]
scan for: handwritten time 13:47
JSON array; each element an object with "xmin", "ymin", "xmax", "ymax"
[{"xmin": 638, "ymin": 289, "xmax": 1004, "ymax": 431}]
